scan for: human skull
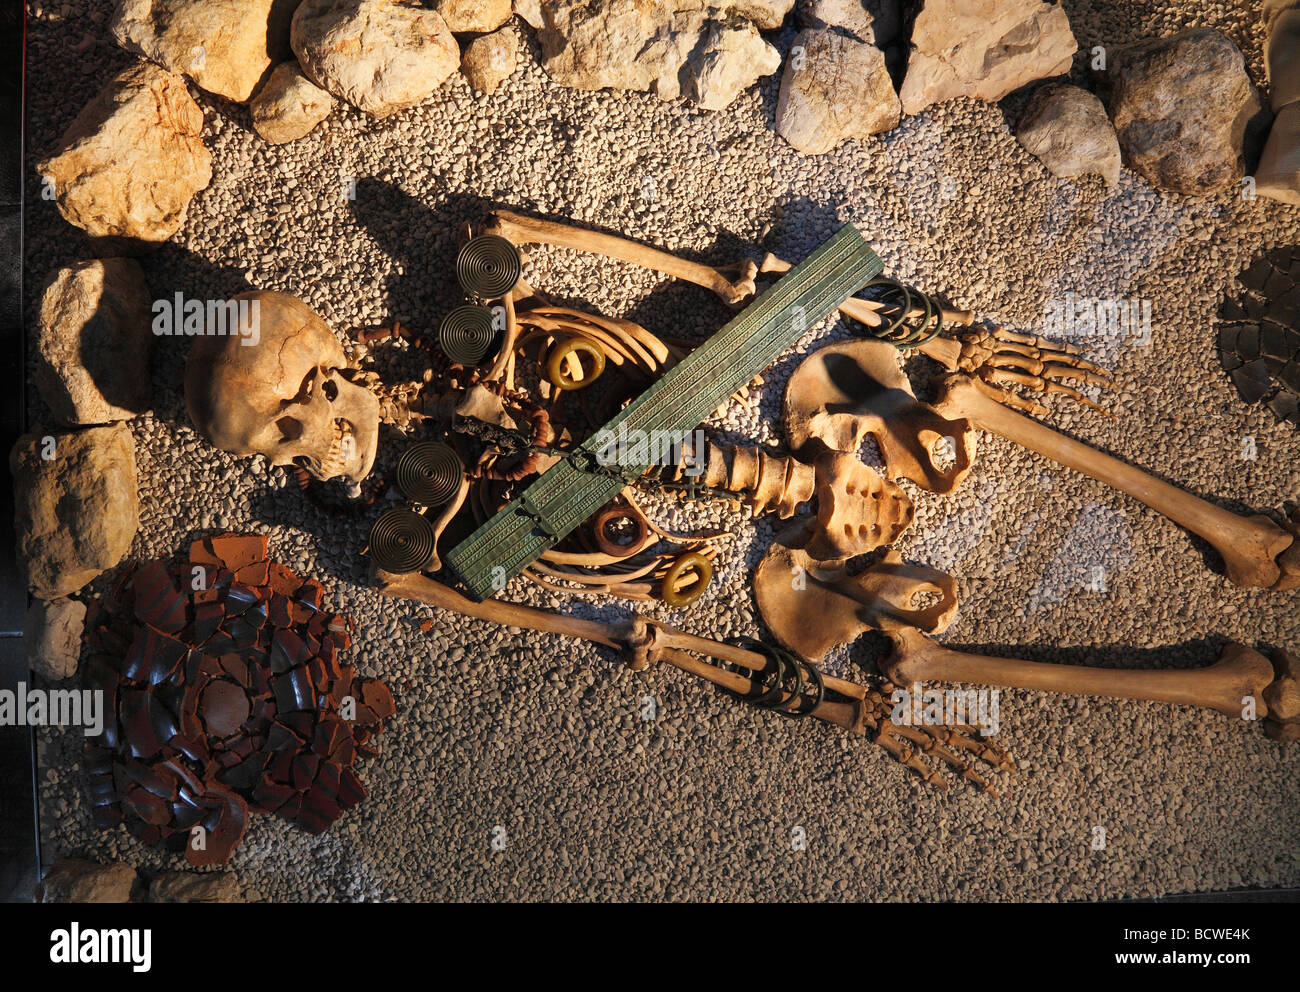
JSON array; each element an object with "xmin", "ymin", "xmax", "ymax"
[{"xmin": 184, "ymin": 291, "xmax": 380, "ymax": 483}]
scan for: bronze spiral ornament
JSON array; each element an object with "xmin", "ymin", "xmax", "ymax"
[
  {"xmin": 368, "ymin": 507, "xmax": 437, "ymax": 574},
  {"xmin": 438, "ymin": 304, "xmax": 498, "ymax": 366},
  {"xmin": 456, "ymin": 234, "xmax": 522, "ymax": 300},
  {"xmin": 396, "ymin": 441, "xmax": 463, "ymax": 507}
]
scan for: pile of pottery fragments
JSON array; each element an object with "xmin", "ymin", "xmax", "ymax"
[{"xmin": 82, "ymin": 534, "xmax": 394, "ymax": 866}]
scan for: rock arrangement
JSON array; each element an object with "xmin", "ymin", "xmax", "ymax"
[
  {"xmin": 82, "ymin": 534, "xmax": 395, "ymax": 866},
  {"xmin": 31, "ymin": 0, "xmax": 1297, "ymax": 234},
  {"xmin": 35, "ymin": 857, "xmax": 244, "ymax": 903},
  {"xmin": 1216, "ymin": 246, "xmax": 1300, "ymax": 427},
  {"xmin": 12, "ymin": 255, "xmax": 158, "ymax": 684}
]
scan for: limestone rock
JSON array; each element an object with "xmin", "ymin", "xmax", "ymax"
[
  {"xmin": 685, "ymin": 19, "xmax": 782, "ymax": 112},
  {"xmin": 1107, "ymin": 29, "xmax": 1263, "ymax": 196},
  {"xmin": 36, "ymin": 859, "xmax": 138, "ymax": 903},
  {"xmin": 515, "ymin": 0, "xmax": 544, "ymax": 29},
  {"xmin": 149, "ymin": 871, "xmax": 245, "ymax": 903},
  {"xmin": 24, "ymin": 597, "xmax": 86, "ymax": 682},
  {"xmin": 776, "ymin": 28, "xmax": 901, "ymax": 155},
  {"xmin": 250, "ymin": 62, "xmax": 334, "ymax": 144},
  {"xmin": 36, "ymin": 63, "xmax": 212, "ymax": 242},
  {"xmin": 436, "ymin": 0, "xmax": 512, "ymax": 33},
  {"xmin": 1017, "ymin": 83, "xmax": 1121, "ymax": 186},
  {"xmin": 111, "ymin": 0, "xmax": 297, "ymax": 103},
  {"xmin": 796, "ymin": 0, "xmax": 900, "ymax": 45},
  {"xmin": 461, "ymin": 28, "xmax": 519, "ymax": 96},
  {"xmin": 728, "ymin": 0, "xmax": 797, "ymax": 30},
  {"xmin": 537, "ymin": 0, "xmax": 782, "ymax": 109},
  {"xmin": 899, "ymin": 0, "xmax": 1077, "ymax": 115},
  {"xmin": 10, "ymin": 424, "xmax": 140, "ymax": 600},
  {"xmin": 291, "ymin": 0, "xmax": 460, "ymax": 119},
  {"xmin": 36, "ymin": 258, "xmax": 153, "ymax": 425}
]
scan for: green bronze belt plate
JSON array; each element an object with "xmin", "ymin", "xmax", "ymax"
[{"xmin": 444, "ymin": 224, "xmax": 883, "ymax": 601}]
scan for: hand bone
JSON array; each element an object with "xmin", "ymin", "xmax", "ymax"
[
  {"xmin": 785, "ymin": 338, "xmax": 976, "ymax": 494},
  {"xmin": 882, "ymin": 628, "xmax": 1278, "ymax": 720},
  {"xmin": 934, "ymin": 373, "xmax": 1298, "ymax": 589}
]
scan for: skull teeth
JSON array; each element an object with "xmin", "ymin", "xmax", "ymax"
[{"xmin": 318, "ymin": 419, "xmax": 355, "ymax": 479}]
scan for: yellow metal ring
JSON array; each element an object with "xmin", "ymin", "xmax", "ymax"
[
  {"xmin": 661, "ymin": 552, "xmax": 713, "ymax": 608},
  {"xmin": 547, "ymin": 336, "xmax": 606, "ymax": 391}
]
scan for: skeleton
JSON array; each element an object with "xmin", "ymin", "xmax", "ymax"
[{"xmin": 185, "ymin": 212, "xmax": 1297, "ymax": 793}]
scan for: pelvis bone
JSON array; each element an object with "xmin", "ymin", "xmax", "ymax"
[
  {"xmin": 785, "ymin": 338, "xmax": 975, "ymax": 494},
  {"xmin": 755, "ymin": 520, "xmax": 958, "ymax": 663}
]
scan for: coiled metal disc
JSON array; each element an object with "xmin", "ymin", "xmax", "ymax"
[
  {"xmin": 438, "ymin": 304, "xmax": 497, "ymax": 366},
  {"xmin": 368, "ymin": 508, "xmax": 436, "ymax": 574},
  {"xmin": 396, "ymin": 441, "xmax": 462, "ymax": 507},
  {"xmin": 456, "ymin": 235, "xmax": 522, "ymax": 300}
]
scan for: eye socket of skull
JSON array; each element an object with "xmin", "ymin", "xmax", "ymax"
[{"xmin": 184, "ymin": 290, "xmax": 381, "ymax": 484}]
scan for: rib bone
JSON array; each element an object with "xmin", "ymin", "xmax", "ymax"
[{"xmin": 934, "ymin": 373, "xmax": 1297, "ymax": 589}]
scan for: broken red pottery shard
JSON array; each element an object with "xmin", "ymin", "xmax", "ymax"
[
  {"xmin": 208, "ymin": 534, "xmax": 268, "ymax": 573},
  {"xmin": 199, "ymin": 679, "xmax": 250, "ymax": 738},
  {"xmin": 132, "ymin": 561, "xmax": 189, "ymax": 633}
]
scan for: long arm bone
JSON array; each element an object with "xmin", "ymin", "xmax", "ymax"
[
  {"xmin": 882, "ymin": 628, "xmax": 1275, "ymax": 719},
  {"xmin": 375, "ymin": 569, "xmax": 1014, "ymax": 792},
  {"xmin": 935, "ymin": 374, "xmax": 1298, "ymax": 590},
  {"xmin": 484, "ymin": 210, "xmax": 760, "ymax": 305}
]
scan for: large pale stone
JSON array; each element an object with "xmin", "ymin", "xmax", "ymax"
[
  {"xmin": 250, "ymin": 62, "xmax": 335, "ymax": 143},
  {"xmin": 24, "ymin": 597, "xmax": 86, "ymax": 682},
  {"xmin": 536, "ymin": 0, "xmax": 782, "ymax": 109},
  {"xmin": 291, "ymin": 0, "xmax": 460, "ymax": 119},
  {"xmin": 1107, "ymin": 29, "xmax": 1263, "ymax": 196},
  {"xmin": 150, "ymin": 871, "xmax": 245, "ymax": 903},
  {"xmin": 111, "ymin": 0, "xmax": 298, "ymax": 103},
  {"xmin": 776, "ymin": 28, "xmax": 901, "ymax": 155},
  {"xmin": 899, "ymin": 0, "xmax": 1077, "ymax": 115},
  {"xmin": 1017, "ymin": 82, "xmax": 1121, "ymax": 186},
  {"xmin": 727, "ymin": 0, "xmax": 796, "ymax": 30},
  {"xmin": 435, "ymin": 0, "xmax": 512, "ymax": 33},
  {"xmin": 36, "ymin": 258, "xmax": 153, "ymax": 425},
  {"xmin": 36, "ymin": 859, "xmax": 138, "ymax": 903},
  {"xmin": 796, "ymin": 0, "xmax": 900, "ymax": 45},
  {"xmin": 10, "ymin": 425, "xmax": 140, "ymax": 600},
  {"xmin": 515, "ymin": 0, "xmax": 544, "ymax": 29},
  {"xmin": 36, "ymin": 63, "xmax": 212, "ymax": 242},
  {"xmin": 685, "ymin": 19, "xmax": 782, "ymax": 111},
  {"xmin": 461, "ymin": 28, "xmax": 519, "ymax": 96}
]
